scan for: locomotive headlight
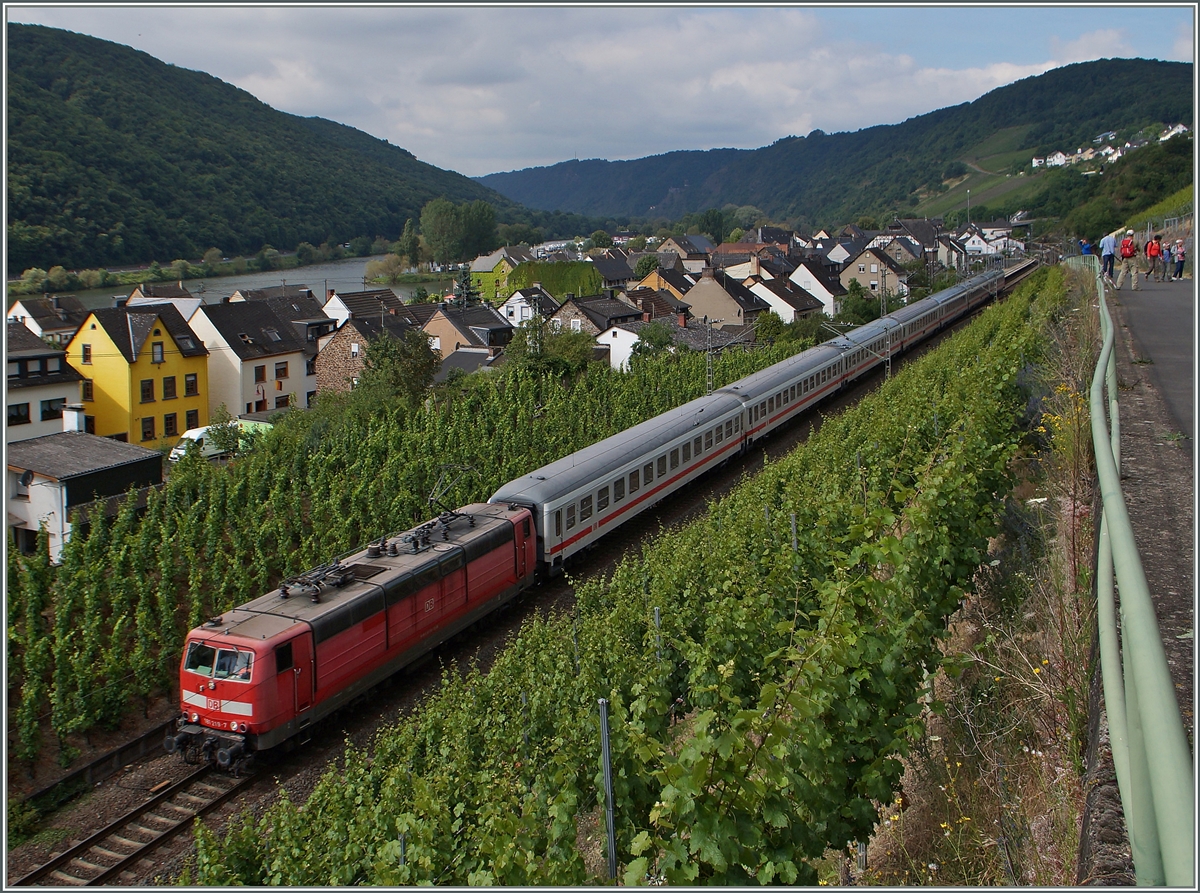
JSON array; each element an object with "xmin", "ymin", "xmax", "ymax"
[
  {"xmin": 190, "ymin": 712, "xmax": 199, "ymax": 722},
  {"xmin": 239, "ymin": 722, "xmax": 248, "ymax": 732}
]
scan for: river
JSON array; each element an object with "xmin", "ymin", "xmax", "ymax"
[{"xmin": 20, "ymin": 255, "xmax": 454, "ymax": 311}]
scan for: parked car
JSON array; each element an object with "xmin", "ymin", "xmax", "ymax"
[{"xmin": 169, "ymin": 420, "xmax": 272, "ymax": 462}]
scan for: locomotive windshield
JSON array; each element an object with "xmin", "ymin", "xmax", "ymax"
[{"xmin": 183, "ymin": 641, "xmax": 253, "ymax": 682}]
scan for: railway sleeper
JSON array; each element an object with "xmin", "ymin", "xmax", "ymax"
[
  {"xmin": 49, "ymin": 869, "xmax": 87, "ymax": 885},
  {"xmin": 109, "ymin": 834, "xmax": 144, "ymax": 849},
  {"xmin": 92, "ymin": 845, "xmax": 129, "ymax": 860}
]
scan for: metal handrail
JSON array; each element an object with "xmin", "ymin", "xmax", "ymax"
[{"xmin": 1065, "ymin": 255, "xmax": 1194, "ymax": 885}]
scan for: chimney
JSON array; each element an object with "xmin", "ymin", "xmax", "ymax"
[
  {"xmin": 642, "ymin": 311, "xmax": 651, "ymax": 322},
  {"xmin": 678, "ymin": 312, "xmax": 687, "ymax": 329},
  {"xmin": 751, "ymin": 255, "xmax": 760, "ymax": 277},
  {"xmin": 62, "ymin": 403, "xmax": 86, "ymax": 433},
  {"xmin": 50, "ymin": 295, "xmax": 60, "ymax": 310},
  {"xmin": 327, "ymin": 288, "xmax": 336, "ymax": 300}
]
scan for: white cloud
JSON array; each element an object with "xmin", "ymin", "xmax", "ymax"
[{"xmin": 1048, "ymin": 28, "xmax": 1133, "ymax": 63}]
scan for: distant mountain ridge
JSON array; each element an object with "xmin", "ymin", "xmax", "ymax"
[
  {"xmin": 477, "ymin": 58, "xmax": 1193, "ymax": 223},
  {"xmin": 6, "ymin": 23, "xmax": 521, "ymax": 272}
]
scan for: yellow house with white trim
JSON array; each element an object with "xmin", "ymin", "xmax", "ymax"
[{"xmin": 64, "ymin": 303, "xmax": 209, "ymax": 445}]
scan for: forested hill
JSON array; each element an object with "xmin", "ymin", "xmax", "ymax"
[
  {"xmin": 6, "ymin": 24, "xmax": 521, "ymax": 272},
  {"xmin": 478, "ymin": 58, "xmax": 1193, "ymax": 222}
]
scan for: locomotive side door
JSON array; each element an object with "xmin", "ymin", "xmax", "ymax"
[
  {"xmin": 516, "ymin": 515, "xmax": 530, "ymax": 579},
  {"xmin": 283, "ymin": 634, "xmax": 314, "ymax": 715}
]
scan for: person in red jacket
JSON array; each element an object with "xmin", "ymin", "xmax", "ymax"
[
  {"xmin": 1115, "ymin": 229, "xmax": 1140, "ymax": 291},
  {"xmin": 1145, "ymin": 234, "xmax": 1164, "ymax": 282}
]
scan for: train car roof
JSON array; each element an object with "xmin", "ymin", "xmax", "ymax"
[
  {"xmin": 192, "ymin": 503, "xmax": 522, "ymax": 643},
  {"xmin": 490, "ymin": 391, "xmax": 745, "ymax": 506},
  {"xmin": 714, "ymin": 341, "xmax": 845, "ymax": 401}
]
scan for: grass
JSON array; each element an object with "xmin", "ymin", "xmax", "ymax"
[{"xmin": 853, "ymin": 268, "xmax": 1098, "ymax": 886}]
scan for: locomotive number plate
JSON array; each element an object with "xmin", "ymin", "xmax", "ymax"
[{"xmin": 425, "ymin": 598, "xmax": 435, "ymax": 613}]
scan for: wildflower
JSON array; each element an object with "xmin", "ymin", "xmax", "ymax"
[
  {"xmin": 1042, "ymin": 659, "xmax": 1049, "ymax": 665},
  {"xmin": 1034, "ymin": 667, "xmax": 1041, "ymax": 674}
]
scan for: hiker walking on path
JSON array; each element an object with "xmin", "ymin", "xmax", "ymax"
[
  {"xmin": 1172, "ymin": 239, "xmax": 1186, "ymax": 280},
  {"xmin": 1099, "ymin": 230, "xmax": 1118, "ymax": 281},
  {"xmin": 1145, "ymin": 233, "xmax": 1164, "ymax": 282},
  {"xmin": 1115, "ymin": 229, "xmax": 1140, "ymax": 291}
]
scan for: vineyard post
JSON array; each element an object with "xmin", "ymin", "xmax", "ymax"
[
  {"xmin": 653, "ymin": 607, "xmax": 661, "ymax": 663},
  {"xmin": 857, "ymin": 840, "xmax": 867, "ymax": 872},
  {"xmin": 598, "ymin": 698, "xmax": 617, "ymax": 880}
]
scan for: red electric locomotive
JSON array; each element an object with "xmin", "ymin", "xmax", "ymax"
[{"xmin": 165, "ymin": 503, "xmax": 535, "ymax": 772}]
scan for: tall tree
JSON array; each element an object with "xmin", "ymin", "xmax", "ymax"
[
  {"xmin": 421, "ymin": 198, "xmax": 463, "ymax": 266},
  {"xmin": 460, "ymin": 200, "xmax": 498, "ymax": 260},
  {"xmin": 398, "ymin": 218, "xmax": 420, "ymax": 269},
  {"xmin": 356, "ymin": 328, "xmax": 440, "ymax": 403}
]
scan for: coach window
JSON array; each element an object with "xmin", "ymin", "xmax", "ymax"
[
  {"xmin": 670, "ymin": 448, "xmax": 679, "ymax": 470},
  {"xmin": 629, "ymin": 469, "xmax": 640, "ymax": 493},
  {"xmin": 580, "ymin": 495, "xmax": 593, "ymax": 522},
  {"xmin": 566, "ymin": 504, "xmax": 576, "ymax": 530},
  {"xmin": 725, "ymin": 420, "xmax": 733, "ymax": 439},
  {"xmin": 705, "ymin": 430, "xmax": 713, "ymax": 450},
  {"xmin": 555, "ymin": 510, "xmax": 562, "ymax": 537},
  {"xmin": 759, "ymin": 400, "xmax": 766, "ymax": 417},
  {"xmin": 790, "ymin": 385, "xmax": 797, "ymax": 400},
  {"xmin": 643, "ymin": 462, "xmax": 653, "ymax": 484},
  {"xmin": 714, "ymin": 424, "xmax": 723, "ymax": 445},
  {"xmin": 734, "ymin": 417, "xmax": 740, "ymax": 432},
  {"xmin": 694, "ymin": 435, "xmax": 703, "ymax": 456},
  {"xmin": 682, "ymin": 442, "xmax": 691, "ymax": 462},
  {"xmin": 778, "ymin": 391, "xmax": 784, "ymax": 406},
  {"xmin": 598, "ymin": 486, "xmax": 609, "ymax": 511},
  {"xmin": 768, "ymin": 396, "xmax": 774, "ymax": 412},
  {"xmin": 657, "ymin": 455, "xmax": 666, "ymax": 477},
  {"xmin": 614, "ymin": 477, "xmax": 625, "ymax": 501}
]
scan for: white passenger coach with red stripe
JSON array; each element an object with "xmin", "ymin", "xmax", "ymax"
[{"xmin": 490, "ymin": 269, "xmax": 1002, "ymax": 571}]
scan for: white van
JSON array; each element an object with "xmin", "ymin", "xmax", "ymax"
[{"xmin": 168, "ymin": 420, "xmax": 271, "ymax": 462}]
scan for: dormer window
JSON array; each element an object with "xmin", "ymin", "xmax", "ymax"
[
  {"xmin": 239, "ymin": 333, "xmax": 255, "ymax": 345},
  {"xmin": 178, "ymin": 336, "xmax": 194, "ymax": 350}
]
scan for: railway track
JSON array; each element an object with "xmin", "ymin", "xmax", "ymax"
[{"xmin": 13, "ymin": 766, "xmax": 254, "ymax": 887}]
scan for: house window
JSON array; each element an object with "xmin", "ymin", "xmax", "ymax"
[
  {"xmin": 152, "ymin": 341, "xmax": 165, "ymax": 363},
  {"xmin": 870, "ymin": 281, "xmax": 878, "ymax": 291},
  {"xmin": 186, "ymin": 409, "xmax": 199, "ymax": 430},
  {"xmin": 26, "ymin": 359, "xmax": 42, "ymax": 376},
  {"xmin": 858, "ymin": 264, "xmax": 866, "ymax": 273},
  {"xmin": 870, "ymin": 264, "xmax": 878, "ymax": 274},
  {"xmin": 164, "ymin": 413, "xmax": 178, "ymax": 437},
  {"xmin": 185, "ymin": 373, "xmax": 198, "ymax": 396},
  {"xmin": 570, "ymin": 319, "xmax": 582, "ymax": 333},
  {"xmin": 275, "ymin": 394, "xmax": 290, "ymax": 409},
  {"xmin": 40, "ymin": 398, "xmax": 65, "ymax": 421},
  {"xmin": 141, "ymin": 417, "xmax": 156, "ymax": 441},
  {"xmin": 81, "ymin": 344, "xmax": 92, "ymax": 364},
  {"xmin": 254, "ymin": 365, "xmax": 266, "ymax": 383},
  {"xmin": 140, "ymin": 379, "xmax": 155, "ymax": 402},
  {"xmin": 163, "ymin": 376, "xmax": 177, "ymax": 399},
  {"xmin": 82, "ymin": 379, "xmax": 94, "ymax": 401},
  {"xmin": 614, "ymin": 477, "xmax": 625, "ymax": 501},
  {"xmin": 8, "ymin": 402, "xmax": 31, "ymax": 425},
  {"xmin": 85, "ymin": 415, "xmax": 95, "ymax": 434},
  {"xmin": 307, "ymin": 391, "xmax": 316, "ymax": 407},
  {"xmin": 350, "ymin": 342, "xmax": 360, "ymax": 358},
  {"xmin": 275, "ymin": 361, "xmax": 288, "ymax": 380},
  {"xmin": 306, "ymin": 359, "xmax": 317, "ymax": 376}
]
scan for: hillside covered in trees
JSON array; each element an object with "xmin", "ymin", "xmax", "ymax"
[
  {"xmin": 478, "ymin": 59, "xmax": 1193, "ymax": 224},
  {"xmin": 6, "ymin": 24, "xmax": 600, "ymax": 273}
]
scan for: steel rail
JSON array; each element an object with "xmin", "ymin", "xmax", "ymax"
[
  {"xmin": 1066, "ymin": 255, "xmax": 1194, "ymax": 886},
  {"xmin": 13, "ymin": 765, "xmax": 253, "ymax": 887}
]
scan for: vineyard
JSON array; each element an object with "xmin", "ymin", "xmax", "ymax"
[
  {"xmin": 6, "ymin": 342, "xmax": 803, "ymax": 769},
  {"xmin": 185, "ymin": 270, "xmax": 1063, "ymax": 884}
]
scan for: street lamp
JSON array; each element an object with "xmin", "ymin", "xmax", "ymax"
[{"xmin": 967, "ymin": 189, "xmax": 971, "ymax": 226}]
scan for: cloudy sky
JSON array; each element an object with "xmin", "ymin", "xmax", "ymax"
[{"xmin": 8, "ymin": 4, "xmax": 1195, "ymax": 177}]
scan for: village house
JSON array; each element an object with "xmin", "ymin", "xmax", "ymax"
[
  {"xmin": 7, "ymin": 294, "xmax": 90, "ymax": 345},
  {"xmin": 550, "ymin": 293, "xmax": 641, "ymax": 336},
  {"xmin": 314, "ymin": 314, "xmax": 414, "ymax": 393},
  {"xmin": 7, "ymin": 424, "xmax": 163, "ymax": 560},
  {"xmin": 423, "ymin": 302, "xmax": 513, "ymax": 358},
  {"xmin": 189, "ymin": 301, "xmax": 316, "ymax": 416},
  {"xmin": 676, "ymin": 268, "xmax": 770, "ymax": 332},
  {"xmin": 7, "ymin": 322, "xmax": 85, "ymax": 441},
  {"xmin": 470, "ymin": 245, "xmax": 535, "ymax": 302},
  {"xmin": 743, "ymin": 275, "xmax": 823, "ymax": 323},
  {"xmin": 636, "ymin": 267, "xmax": 696, "ymax": 302},
  {"xmin": 322, "ymin": 287, "xmax": 407, "ymax": 327},
  {"xmin": 655, "ymin": 235, "xmax": 713, "ymax": 273},
  {"xmin": 499, "ymin": 285, "xmax": 560, "ymax": 326},
  {"xmin": 64, "ymin": 303, "xmax": 209, "ymax": 444},
  {"xmin": 788, "ymin": 258, "xmax": 848, "ymax": 317},
  {"xmin": 840, "ymin": 247, "xmax": 909, "ymax": 297},
  {"xmin": 597, "ymin": 315, "xmax": 743, "ymax": 372}
]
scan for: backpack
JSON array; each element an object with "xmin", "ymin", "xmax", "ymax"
[
  {"xmin": 1147, "ymin": 240, "xmax": 1161, "ymax": 258},
  {"xmin": 1120, "ymin": 237, "xmax": 1136, "ymax": 258}
]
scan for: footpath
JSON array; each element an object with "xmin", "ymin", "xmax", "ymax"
[{"xmin": 1078, "ymin": 269, "xmax": 1194, "ymax": 884}]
